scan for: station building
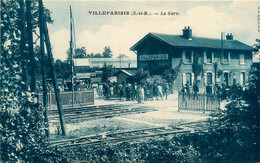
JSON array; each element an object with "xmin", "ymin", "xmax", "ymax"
[
  {"xmin": 130, "ymin": 27, "xmax": 255, "ymax": 92},
  {"xmin": 73, "ymin": 58, "xmax": 137, "ymax": 84},
  {"xmin": 74, "ymin": 58, "xmax": 137, "ymax": 69}
]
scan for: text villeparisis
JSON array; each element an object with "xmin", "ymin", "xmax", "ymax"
[{"xmin": 88, "ymin": 11, "xmax": 130, "ymax": 15}]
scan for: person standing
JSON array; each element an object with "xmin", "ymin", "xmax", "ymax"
[
  {"xmin": 164, "ymin": 83, "xmax": 170, "ymax": 100},
  {"xmin": 118, "ymin": 84, "xmax": 124, "ymax": 101},
  {"xmin": 193, "ymin": 81, "xmax": 199, "ymax": 94},
  {"xmin": 153, "ymin": 83, "xmax": 159, "ymax": 101},
  {"xmin": 137, "ymin": 85, "xmax": 144, "ymax": 104},
  {"xmin": 214, "ymin": 83, "xmax": 221, "ymax": 95},
  {"xmin": 158, "ymin": 84, "xmax": 163, "ymax": 100},
  {"xmin": 185, "ymin": 81, "xmax": 190, "ymax": 94},
  {"xmin": 143, "ymin": 83, "xmax": 148, "ymax": 101},
  {"xmin": 206, "ymin": 83, "xmax": 212, "ymax": 95},
  {"xmin": 125, "ymin": 83, "xmax": 131, "ymax": 101},
  {"xmin": 131, "ymin": 83, "xmax": 137, "ymax": 101}
]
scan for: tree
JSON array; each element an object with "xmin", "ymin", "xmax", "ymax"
[
  {"xmin": 192, "ymin": 53, "xmax": 203, "ymax": 82},
  {"xmin": 133, "ymin": 68, "xmax": 150, "ymax": 84},
  {"xmin": 1, "ymin": 1, "xmax": 63, "ymax": 162},
  {"xmin": 118, "ymin": 54, "xmax": 129, "ymax": 59},
  {"xmin": 66, "ymin": 46, "xmax": 87, "ymax": 60},
  {"xmin": 101, "ymin": 63, "xmax": 116, "ymax": 82},
  {"xmin": 196, "ymin": 63, "xmax": 260, "ymax": 162},
  {"xmin": 102, "ymin": 46, "xmax": 113, "ymax": 58},
  {"xmin": 163, "ymin": 68, "xmax": 177, "ymax": 83},
  {"xmin": 94, "ymin": 53, "xmax": 102, "ymax": 58},
  {"xmin": 74, "ymin": 47, "xmax": 87, "ymax": 58}
]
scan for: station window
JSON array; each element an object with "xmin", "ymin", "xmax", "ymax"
[
  {"xmin": 186, "ymin": 73, "xmax": 192, "ymax": 85},
  {"xmin": 206, "ymin": 72, "xmax": 213, "ymax": 85},
  {"xmin": 240, "ymin": 54, "xmax": 245, "ymax": 65},
  {"xmin": 206, "ymin": 51, "xmax": 213, "ymax": 63},
  {"xmin": 222, "ymin": 51, "xmax": 230, "ymax": 63},
  {"xmin": 240, "ymin": 72, "xmax": 246, "ymax": 86},
  {"xmin": 185, "ymin": 50, "xmax": 192, "ymax": 63}
]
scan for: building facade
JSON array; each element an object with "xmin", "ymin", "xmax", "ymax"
[
  {"xmin": 130, "ymin": 27, "xmax": 255, "ymax": 92},
  {"xmin": 74, "ymin": 58, "xmax": 137, "ymax": 69}
]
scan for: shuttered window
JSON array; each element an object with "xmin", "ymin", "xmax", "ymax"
[
  {"xmin": 222, "ymin": 51, "xmax": 230, "ymax": 64},
  {"xmin": 186, "ymin": 73, "xmax": 192, "ymax": 85},
  {"xmin": 182, "ymin": 73, "xmax": 186, "ymax": 86},
  {"xmin": 240, "ymin": 72, "xmax": 246, "ymax": 86},
  {"xmin": 207, "ymin": 72, "xmax": 213, "ymax": 85},
  {"xmin": 182, "ymin": 49, "xmax": 193, "ymax": 63},
  {"xmin": 240, "ymin": 54, "xmax": 245, "ymax": 65},
  {"xmin": 206, "ymin": 51, "xmax": 212, "ymax": 63},
  {"xmin": 186, "ymin": 50, "xmax": 192, "ymax": 63}
]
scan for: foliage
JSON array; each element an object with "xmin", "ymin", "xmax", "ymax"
[
  {"xmin": 54, "ymin": 59, "xmax": 71, "ymax": 79},
  {"xmin": 162, "ymin": 68, "xmax": 177, "ymax": 83},
  {"xmin": 1, "ymin": 0, "xmax": 53, "ymax": 57},
  {"xmin": 192, "ymin": 53, "xmax": 203, "ymax": 80},
  {"xmin": 60, "ymin": 135, "xmax": 201, "ymax": 162},
  {"xmin": 118, "ymin": 54, "xmax": 129, "ymax": 59},
  {"xmin": 74, "ymin": 47, "xmax": 87, "ymax": 58},
  {"xmin": 66, "ymin": 47, "xmax": 87, "ymax": 60},
  {"xmin": 1, "ymin": 1, "xmax": 65, "ymax": 162},
  {"xmin": 102, "ymin": 46, "xmax": 113, "ymax": 58},
  {"xmin": 87, "ymin": 52, "xmax": 102, "ymax": 58},
  {"xmin": 101, "ymin": 63, "xmax": 116, "ymax": 82},
  {"xmin": 0, "ymin": 47, "xmax": 65, "ymax": 162},
  {"xmin": 133, "ymin": 68, "xmax": 150, "ymax": 84},
  {"xmin": 196, "ymin": 62, "xmax": 260, "ymax": 162}
]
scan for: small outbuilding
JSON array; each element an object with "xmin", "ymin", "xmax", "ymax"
[{"xmin": 116, "ymin": 69, "xmax": 137, "ymax": 87}]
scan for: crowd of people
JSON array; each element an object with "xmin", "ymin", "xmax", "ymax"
[
  {"xmin": 181, "ymin": 80, "xmax": 246, "ymax": 101},
  {"xmin": 96, "ymin": 81, "xmax": 171, "ymax": 103}
]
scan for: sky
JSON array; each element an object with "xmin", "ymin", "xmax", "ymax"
[{"xmin": 44, "ymin": 0, "xmax": 259, "ymax": 61}]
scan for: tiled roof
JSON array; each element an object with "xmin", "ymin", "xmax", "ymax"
[{"xmin": 130, "ymin": 33, "xmax": 255, "ymax": 51}]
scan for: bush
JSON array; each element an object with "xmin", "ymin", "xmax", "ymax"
[{"xmin": 60, "ymin": 135, "xmax": 202, "ymax": 162}]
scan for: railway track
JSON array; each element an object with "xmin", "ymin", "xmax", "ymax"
[
  {"xmin": 51, "ymin": 121, "xmax": 209, "ymax": 148},
  {"xmin": 49, "ymin": 104, "xmax": 157, "ymax": 122},
  {"xmin": 49, "ymin": 104, "xmax": 131, "ymax": 115}
]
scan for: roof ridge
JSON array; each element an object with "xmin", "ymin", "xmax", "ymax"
[
  {"xmin": 151, "ymin": 32, "xmax": 180, "ymax": 37},
  {"xmin": 151, "ymin": 32, "xmax": 240, "ymax": 41}
]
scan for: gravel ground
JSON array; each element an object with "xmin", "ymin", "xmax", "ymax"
[{"xmin": 49, "ymin": 94, "xmax": 211, "ymax": 140}]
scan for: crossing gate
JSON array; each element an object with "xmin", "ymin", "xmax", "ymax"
[
  {"xmin": 39, "ymin": 90, "xmax": 94, "ymax": 109},
  {"xmin": 178, "ymin": 92, "xmax": 220, "ymax": 113}
]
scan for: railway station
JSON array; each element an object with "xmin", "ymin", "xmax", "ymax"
[{"xmin": 1, "ymin": 0, "xmax": 259, "ymax": 162}]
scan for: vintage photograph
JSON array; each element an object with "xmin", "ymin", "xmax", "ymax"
[{"xmin": 1, "ymin": 0, "xmax": 259, "ymax": 162}]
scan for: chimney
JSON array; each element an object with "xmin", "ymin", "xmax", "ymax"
[
  {"xmin": 226, "ymin": 33, "xmax": 233, "ymax": 40},
  {"xmin": 182, "ymin": 26, "xmax": 192, "ymax": 40}
]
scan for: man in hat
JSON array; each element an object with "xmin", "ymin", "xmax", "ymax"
[{"xmin": 125, "ymin": 83, "xmax": 131, "ymax": 101}]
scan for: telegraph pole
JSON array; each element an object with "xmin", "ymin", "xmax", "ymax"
[
  {"xmin": 70, "ymin": 6, "xmax": 75, "ymax": 107},
  {"xmin": 38, "ymin": 0, "xmax": 49, "ymax": 137},
  {"xmin": 18, "ymin": 0, "xmax": 29, "ymax": 91},
  {"xmin": 26, "ymin": 0, "xmax": 36, "ymax": 92},
  {"xmin": 41, "ymin": 2, "xmax": 67, "ymax": 136}
]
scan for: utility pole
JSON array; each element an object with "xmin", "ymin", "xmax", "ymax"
[
  {"xmin": 221, "ymin": 32, "xmax": 225, "ymax": 61},
  {"xmin": 214, "ymin": 32, "xmax": 225, "ymax": 84},
  {"xmin": 18, "ymin": 0, "xmax": 28, "ymax": 91},
  {"xmin": 41, "ymin": 4, "xmax": 67, "ymax": 136},
  {"xmin": 38, "ymin": 0, "xmax": 49, "ymax": 137},
  {"xmin": 26, "ymin": 0, "xmax": 36, "ymax": 92},
  {"xmin": 70, "ymin": 6, "xmax": 74, "ymax": 107}
]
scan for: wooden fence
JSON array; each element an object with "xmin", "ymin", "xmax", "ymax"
[
  {"xmin": 178, "ymin": 92, "xmax": 220, "ymax": 113},
  {"xmin": 39, "ymin": 90, "xmax": 94, "ymax": 109}
]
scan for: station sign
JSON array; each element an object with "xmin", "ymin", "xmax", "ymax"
[{"xmin": 140, "ymin": 54, "xmax": 168, "ymax": 61}]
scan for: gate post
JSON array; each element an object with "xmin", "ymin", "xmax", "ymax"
[
  {"xmin": 178, "ymin": 91, "xmax": 180, "ymax": 112},
  {"xmin": 203, "ymin": 94, "xmax": 206, "ymax": 114}
]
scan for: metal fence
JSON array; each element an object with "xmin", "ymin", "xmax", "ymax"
[
  {"xmin": 39, "ymin": 90, "xmax": 94, "ymax": 109},
  {"xmin": 178, "ymin": 92, "xmax": 220, "ymax": 113}
]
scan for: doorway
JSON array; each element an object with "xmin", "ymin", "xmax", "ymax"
[{"xmin": 224, "ymin": 72, "xmax": 229, "ymax": 86}]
